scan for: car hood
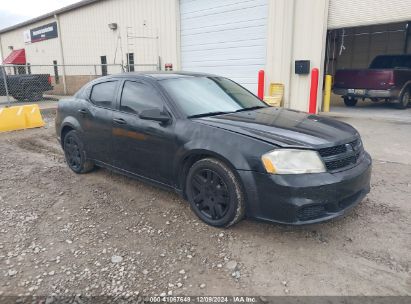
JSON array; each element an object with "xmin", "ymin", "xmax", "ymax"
[{"xmin": 193, "ymin": 107, "xmax": 359, "ymax": 149}]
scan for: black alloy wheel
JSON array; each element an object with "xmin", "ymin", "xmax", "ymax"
[
  {"xmin": 191, "ymin": 169, "xmax": 229, "ymax": 220},
  {"xmin": 63, "ymin": 130, "xmax": 94, "ymax": 174},
  {"xmin": 186, "ymin": 158, "xmax": 245, "ymax": 227}
]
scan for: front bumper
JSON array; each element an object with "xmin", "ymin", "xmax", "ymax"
[
  {"xmin": 238, "ymin": 152, "xmax": 372, "ymax": 225},
  {"xmin": 333, "ymin": 88, "xmax": 399, "ymax": 99}
]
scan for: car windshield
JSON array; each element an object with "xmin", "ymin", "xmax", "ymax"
[{"xmin": 160, "ymin": 76, "xmax": 267, "ymax": 117}]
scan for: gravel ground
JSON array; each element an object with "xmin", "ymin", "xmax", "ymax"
[{"xmin": 0, "ymin": 114, "xmax": 410, "ymax": 297}]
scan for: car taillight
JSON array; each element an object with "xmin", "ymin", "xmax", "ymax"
[{"xmin": 48, "ymin": 76, "xmax": 52, "ymax": 84}]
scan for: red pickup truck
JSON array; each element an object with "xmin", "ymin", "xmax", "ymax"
[{"xmin": 333, "ymin": 54, "xmax": 411, "ymax": 109}]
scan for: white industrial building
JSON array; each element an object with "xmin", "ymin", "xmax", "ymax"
[{"xmin": 0, "ymin": 0, "xmax": 410, "ymax": 111}]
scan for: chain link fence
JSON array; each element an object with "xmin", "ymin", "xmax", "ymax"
[{"xmin": 0, "ymin": 62, "xmax": 159, "ymax": 105}]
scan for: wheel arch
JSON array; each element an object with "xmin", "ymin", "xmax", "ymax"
[
  {"xmin": 177, "ymin": 149, "xmax": 245, "ymax": 200},
  {"xmin": 59, "ymin": 117, "xmax": 83, "ymax": 148},
  {"xmin": 399, "ymin": 81, "xmax": 411, "ymax": 96}
]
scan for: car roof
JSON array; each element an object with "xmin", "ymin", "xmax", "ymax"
[{"xmin": 100, "ymin": 71, "xmax": 221, "ymax": 81}]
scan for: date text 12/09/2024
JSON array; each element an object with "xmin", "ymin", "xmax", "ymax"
[{"xmin": 147, "ymin": 296, "xmax": 259, "ymax": 303}]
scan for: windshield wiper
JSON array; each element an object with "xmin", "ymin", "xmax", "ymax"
[
  {"xmin": 235, "ymin": 106, "xmax": 267, "ymax": 113},
  {"xmin": 188, "ymin": 111, "xmax": 234, "ymax": 119}
]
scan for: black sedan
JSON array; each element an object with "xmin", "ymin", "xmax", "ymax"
[{"xmin": 55, "ymin": 72, "xmax": 372, "ymax": 227}]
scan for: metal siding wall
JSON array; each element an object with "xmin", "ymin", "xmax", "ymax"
[
  {"xmin": 0, "ymin": 0, "xmax": 179, "ymax": 73},
  {"xmin": 0, "ymin": 17, "xmax": 60, "ymax": 69},
  {"xmin": 59, "ymin": 0, "xmax": 178, "ymax": 68},
  {"xmin": 329, "ymin": 0, "xmax": 411, "ymax": 29},
  {"xmin": 266, "ymin": 0, "xmax": 329, "ymax": 112}
]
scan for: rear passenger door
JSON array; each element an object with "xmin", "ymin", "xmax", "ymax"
[
  {"xmin": 79, "ymin": 80, "xmax": 119, "ymax": 165},
  {"xmin": 111, "ymin": 79, "xmax": 176, "ymax": 185}
]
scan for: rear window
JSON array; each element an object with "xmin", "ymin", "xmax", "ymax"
[
  {"xmin": 370, "ymin": 56, "xmax": 411, "ymax": 69},
  {"xmin": 90, "ymin": 81, "xmax": 118, "ymax": 108}
]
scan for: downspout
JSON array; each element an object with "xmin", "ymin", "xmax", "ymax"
[
  {"xmin": 317, "ymin": 0, "xmax": 331, "ymax": 112},
  {"xmin": 54, "ymin": 14, "xmax": 67, "ymax": 95},
  {"xmin": 175, "ymin": 0, "xmax": 181, "ymax": 70},
  {"xmin": 285, "ymin": 0, "xmax": 296, "ymax": 109}
]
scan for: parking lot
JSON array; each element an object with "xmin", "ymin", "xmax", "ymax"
[{"xmin": 0, "ymin": 112, "xmax": 410, "ymax": 297}]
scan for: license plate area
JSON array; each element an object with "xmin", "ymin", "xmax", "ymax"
[{"xmin": 348, "ymin": 89, "xmax": 366, "ymax": 95}]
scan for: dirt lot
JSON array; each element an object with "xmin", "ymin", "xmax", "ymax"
[{"xmin": 0, "ymin": 113, "xmax": 410, "ymax": 297}]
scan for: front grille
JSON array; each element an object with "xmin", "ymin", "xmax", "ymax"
[
  {"xmin": 319, "ymin": 139, "xmax": 363, "ymax": 171},
  {"xmin": 318, "ymin": 144, "xmax": 347, "ymax": 157},
  {"xmin": 325, "ymin": 154, "xmax": 359, "ymax": 171},
  {"xmin": 297, "ymin": 205, "xmax": 326, "ymax": 221},
  {"xmin": 318, "ymin": 139, "xmax": 359, "ymax": 158}
]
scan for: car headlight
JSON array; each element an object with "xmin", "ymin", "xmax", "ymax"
[{"xmin": 261, "ymin": 149, "xmax": 326, "ymax": 174}]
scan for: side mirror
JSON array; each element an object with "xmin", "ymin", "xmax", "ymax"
[{"xmin": 139, "ymin": 108, "xmax": 171, "ymax": 123}]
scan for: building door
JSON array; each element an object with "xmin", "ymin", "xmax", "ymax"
[
  {"xmin": 180, "ymin": 0, "xmax": 268, "ymax": 94},
  {"xmin": 328, "ymin": 0, "xmax": 411, "ymax": 29}
]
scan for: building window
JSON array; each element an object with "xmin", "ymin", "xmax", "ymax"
[
  {"xmin": 127, "ymin": 53, "xmax": 134, "ymax": 72},
  {"xmin": 53, "ymin": 60, "xmax": 59, "ymax": 84},
  {"xmin": 101, "ymin": 56, "xmax": 107, "ymax": 76}
]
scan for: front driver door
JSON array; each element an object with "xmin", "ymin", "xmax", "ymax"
[{"xmin": 111, "ymin": 80, "xmax": 176, "ymax": 185}]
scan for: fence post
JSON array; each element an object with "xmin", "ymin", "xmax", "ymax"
[
  {"xmin": 55, "ymin": 14, "xmax": 67, "ymax": 95},
  {"xmin": 1, "ymin": 66, "xmax": 11, "ymax": 106}
]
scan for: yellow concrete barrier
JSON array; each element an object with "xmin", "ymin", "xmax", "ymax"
[
  {"xmin": 0, "ymin": 104, "xmax": 45, "ymax": 132},
  {"xmin": 23, "ymin": 105, "xmax": 45, "ymax": 129}
]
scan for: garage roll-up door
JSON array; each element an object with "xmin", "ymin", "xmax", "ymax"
[
  {"xmin": 180, "ymin": 0, "xmax": 268, "ymax": 93},
  {"xmin": 328, "ymin": 0, "xmax": 411, "ymax": 29}
]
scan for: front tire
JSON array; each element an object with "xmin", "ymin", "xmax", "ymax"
[
  {"xmin": 63, "ymin": 130, "xmax": 95, "ymax": 174},
  {"xmin": 343, "ymin": 96, "xmax": 358, "ymax": 107},
  {"xmin": 186, "ymin": 158, "xmax": 245, "ymax": 228},
  {"xmin": 396, "ymin": 89, "xmax": 410, "ymax": 109}
]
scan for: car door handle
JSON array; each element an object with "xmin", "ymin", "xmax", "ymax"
[
  {"xmin": 113, "ymin": 118, "xmax": 127, "ymax": 125},
  {"xmin": 78, "ymin": 109, "xmax": 88, "ymax": 115}
]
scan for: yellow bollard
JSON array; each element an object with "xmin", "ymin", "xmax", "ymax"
[{"xmin": 323, "ymin": 75, "xmax": 332, "ymax": 112}]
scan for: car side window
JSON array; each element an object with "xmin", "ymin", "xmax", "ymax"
[
  {"xmin": 90, "ymin": 81, "xmax": 118, "ymax": 108},
  {"xmin": 120, "ymin": 81, "xmax": 164, "ymax": 114}
]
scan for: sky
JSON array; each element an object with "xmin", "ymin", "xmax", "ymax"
[{"xmin": 0, "ymin": 0, "xmax": 81, "ymax": 30}]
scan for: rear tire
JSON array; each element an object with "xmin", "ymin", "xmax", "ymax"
[
  {"xmin": 396, "ymin": 89, "xmax": 410, "ymax": 109},
  {"xmin": 185, "ymin": 158, "xmax": 245, "ymax": 228},
  {"xmin": 343, "ymin": 97, "xmax": 358, "ymax": 107},
  {"xmin": 63, "ymin": 130, "xmax": 95, "ymax": 174}
]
